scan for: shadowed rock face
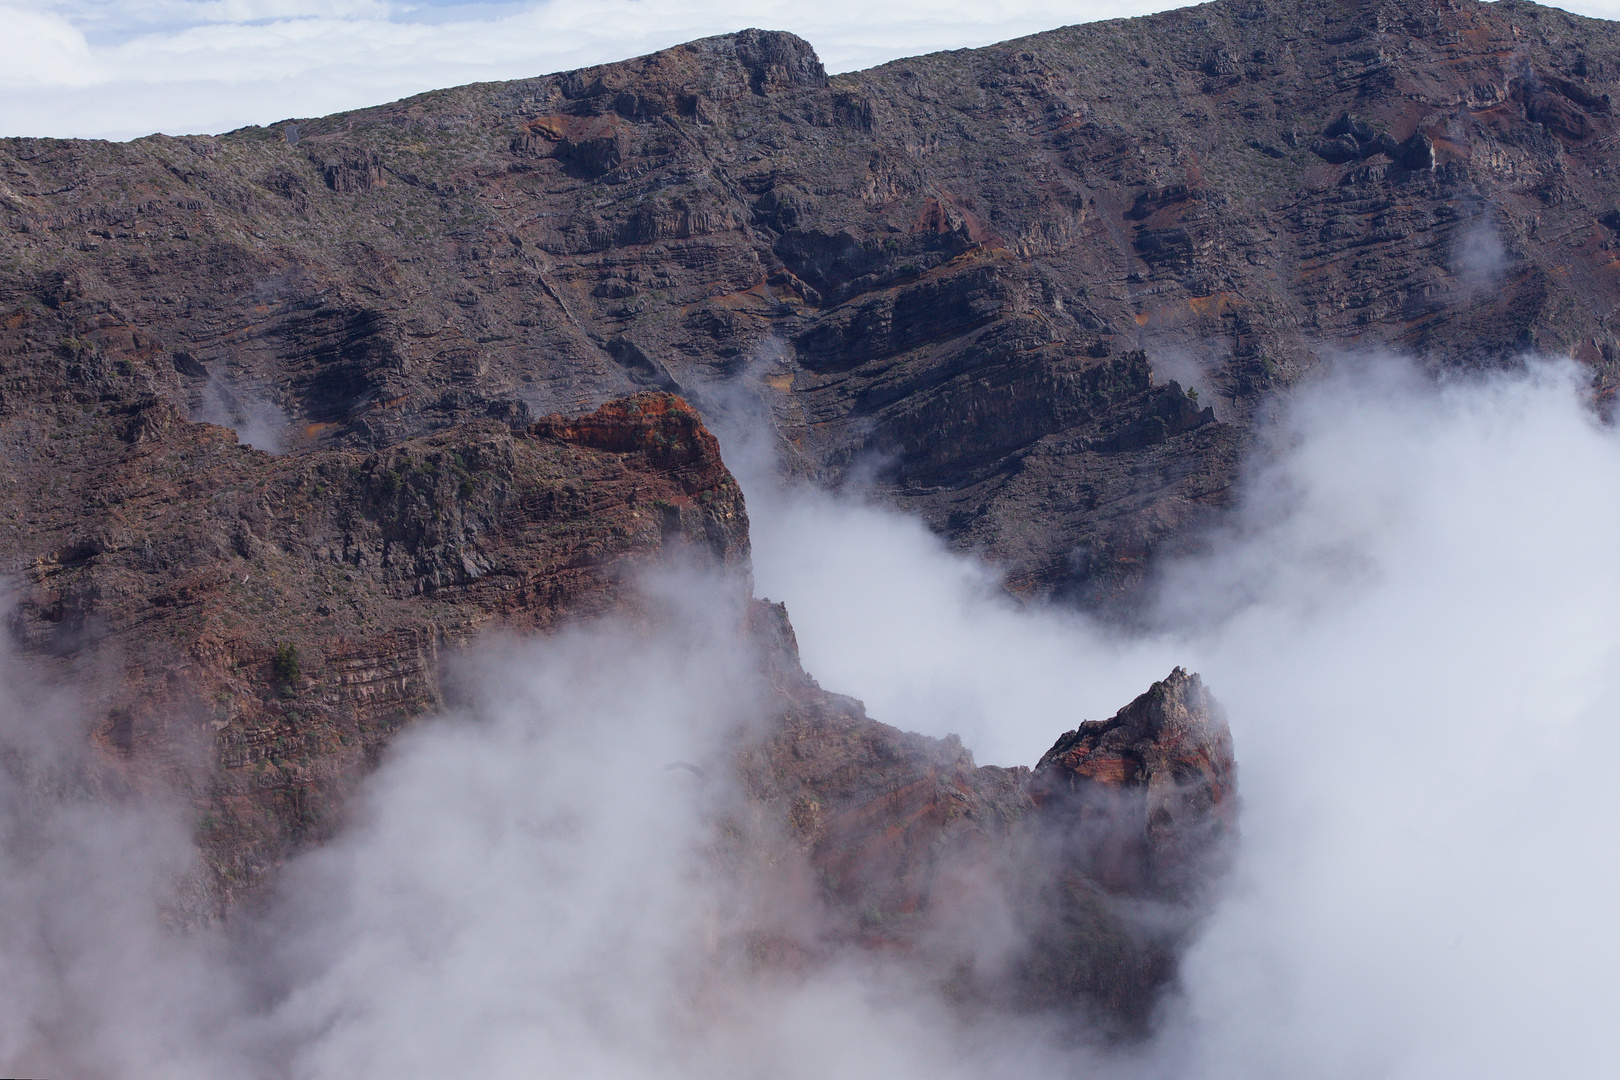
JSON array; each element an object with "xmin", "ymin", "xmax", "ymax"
[{"xmin": 9, "ymin": 0, "xmax": 1620, "ymax": 604}]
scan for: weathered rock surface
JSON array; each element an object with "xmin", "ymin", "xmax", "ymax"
[
  {"xmin": 1032, "ymin": 666, "xmax": 1235, "ymax": 901},
  {"xmin": 0, "ymin": 346, "xmax": 1236, "ymax": 1025},
  {"xmin": 736, "ymin": 655, "xmax": 1234, "ymax": 1027},
  {"xmin": 0, "ymin": 375, "xmax": 1235, "ymax": 1033},
  {"xmin": 1018, "ymin": 669, "xmax": 1235, "ymax": 1022},
  {"xmin": 8, "ymin": 0, "xmax": 1619, "ymax": 602},
  {"xmin": 5, "ymin": 390, "xmax": 748, "ymax": 905}
]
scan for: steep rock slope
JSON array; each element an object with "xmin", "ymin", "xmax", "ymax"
[
  {"xmin": 0, "ymin": 375, "xmax": 1237, "ymax": 1026},
  {"xmin": 737, "ymin": 659, "xmax": 1235, "ymax": 1028},
  {"xmin": 7, "ymin": 0, "xmax": 1618, "ymax": 600},
  {"xmin": 7, "ymin": 391, "xmax": 749, "ymax": 906}
]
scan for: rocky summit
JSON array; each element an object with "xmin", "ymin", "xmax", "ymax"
[
  {"xmin": 4, "ymin": 0, "xmax": 1614, "ymax": 1028},
  {"xmin": 738, "ymin": 663, "xmax": 1235, "ymax": 1028}
]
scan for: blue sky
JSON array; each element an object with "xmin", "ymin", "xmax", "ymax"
[{"xmin": 3, "ymin": 1, "xmax": 1619, "ymax": 140}]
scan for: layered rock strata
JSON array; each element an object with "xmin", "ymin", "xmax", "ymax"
[
  {"xmin": 0, "ymin": 366, "xmax": 1235, "ymax": 1025},
  {"xmin": 6, "ymin": 391, "xmax": 747, "ymax": 907},
  {"xmin": 7, "ymin": 0, "xmax": 1619, "ymax": 600}
]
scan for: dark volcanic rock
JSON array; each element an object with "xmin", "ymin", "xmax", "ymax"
[
  {"xmin": 0, "ymin": 359, "xmax": 1236, "ymax": 1028},
  {"xmin": 26, "ymin": 0, "xmax": 1620, "ymax": 1024},
  {"xmin": 10, "ymin": 0, "xmax": 1620, "ymax": 603}
]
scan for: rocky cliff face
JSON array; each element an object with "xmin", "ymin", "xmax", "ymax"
[
  {"xmin": 0, "ymin": 386, "xmax": 1235, "ymax": 1031},
  {"xmin": 0, "ymin": 344, "xmax": 1234, "ymax": 1024},
  {"xmin": 21, "ymin": 0, "xmax": 1612, "ymax": 1030},
  {"xmin": 6, "ymin": 390, "xmax": 748, "ymax": 906},
  {"xmin": 7, "ymin": 0, "xmax": 1615, "ymax": 602},
  {"xmin": 736, "ymin": 657, "xmax": 1234, "ymax": 1028}
]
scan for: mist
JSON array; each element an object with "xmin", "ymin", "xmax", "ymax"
[
  {"xmin": 1450, "ymin": 214, "xmax": 1511, "ymax": 290},
  {"xmin": 1162, "ymin": 358, "xmax": 1620, "ymax": 1078},
  {"xmin": 745, "ymin": 355, "xmax": 1620, "ymax": 1077},
  {"xmin": 0, "ymin": 615, "xmax": 244, "ymax": 1079},
  {"xmin": 238, "ymin": 582, "xmax": 767, "ymax": 1080},
  {"xmin": 2, "ymin": 354, "xmax": 1618, "ymax": 1076},
  {"xmin": 194, "ymin": 374, "xmax": 290, "ymax": 454},
  {"xmin": 1148, "ymin": 351, "xmax": 1224, "ymax": 420}
]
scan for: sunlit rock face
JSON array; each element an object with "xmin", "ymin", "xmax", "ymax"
[
  {"xmin": 1031, "ymin": 668, "xmax": 1236, "ymax": 902},
  {"xmin": 1018, "ymin": 669, "xmax": 1236, "ymax": 1027}
]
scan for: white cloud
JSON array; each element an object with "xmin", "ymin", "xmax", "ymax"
[
  {"xmin": 1163, "ymin": 359, "xmax": 1620, "ymax": 1078},
  {"xmin": 0, "ymin": 4, "xmax": 99, "ymax": 88},
  {"xmin": 744, "ymin": 355, "xmax": 1620, "ymax": 1076},
  {"xmin": 743, "ymin": 477, "xmax": 1180, "ymax": 766},
  {"xmin": 10, "ymin": 0, "xmax": 1619, "ymax": 140},
  {"xmin": 2, "ymin": 353, "xmax": 1619, "ymax": 1076},
  {"xmin": 6, "ymin": 1, "xmax": 1619, "ymax": 139}
]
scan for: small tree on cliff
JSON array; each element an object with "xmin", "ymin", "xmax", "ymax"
[{"xmin": 272, "ymin": 642, "xmax": 300, "ymax": 692}]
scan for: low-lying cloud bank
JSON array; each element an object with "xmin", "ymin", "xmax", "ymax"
[
  {"xmin": 2, "ymin": 354, "xmax": 1617, "ymax": 1077},
  {"xmin": 747, "ymin": 355, "xmax": 1620, "ymax": 1077}
]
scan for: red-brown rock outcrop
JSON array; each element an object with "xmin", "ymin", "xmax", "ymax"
[
  {"xmin": 737, "ymin": 648, "xmax": 1235, "ymax": 1028},
  {"xmin": 0, "ymin": 365, "xmax": 1235, "ymax": 1025},
  {"xmin": 1032, "ymin": 668, "xmax": 1236, "ymax": 900}
]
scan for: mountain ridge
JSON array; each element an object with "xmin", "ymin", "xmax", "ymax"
[
  {"xmin": 6, "ymin": 0, "xmax": 1618, "ymax": 1031},
  {"xmin": 9, "ymin": 0, "xmax": 1617, "ymax": 605}
]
